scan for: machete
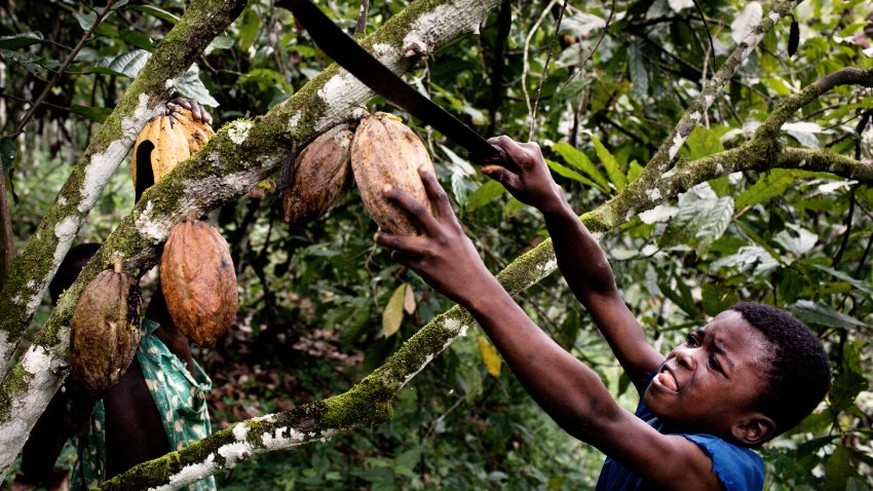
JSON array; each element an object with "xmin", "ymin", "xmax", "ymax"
[{"xmin": 278, "ymin": 0, "xmax": 503, "ymax": 163}]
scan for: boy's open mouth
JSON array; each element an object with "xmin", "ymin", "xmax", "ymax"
[{"xmin": 656, "ymin": 370, "xmax": 679, "ymax": 392}]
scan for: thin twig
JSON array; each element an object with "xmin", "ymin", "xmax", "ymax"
[{"xmin": 529, "ymin": 0, "xmax": 568, "ymax": 140}]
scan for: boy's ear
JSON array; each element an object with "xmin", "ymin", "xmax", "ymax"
[{"xmin": 731, "ymin": 413, "xmax": 776, "ymax": 446}]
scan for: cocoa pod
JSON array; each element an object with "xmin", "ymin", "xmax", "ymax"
[
  {"xmin": 131, "ymin": 105, "xmax": 214, "ymax": 192},
  {"xmin": 160, "ymin": 218, "xmax": 239, "ymax": 345},
  {"xmin": 69, "ymin": 261, "xmax": 143, "ymax": 396},
  {"xmin": 350, "ymin": 112, "xmax": 436, "ymax": 234},
  {"xmin": 283, "ymin": 123, "xmax": 354, "ymax": 225}
]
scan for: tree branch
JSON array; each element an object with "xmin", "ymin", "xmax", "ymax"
[{"xmin": 0, "ymin": 0, "xmax": 249, "ymax": 382}]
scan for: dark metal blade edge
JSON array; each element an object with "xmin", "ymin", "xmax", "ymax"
[{"xmin": 278, "ymin": 0, "xmax": 500, "ymax": 161}]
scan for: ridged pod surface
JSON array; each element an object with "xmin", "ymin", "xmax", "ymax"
[
  {"xmin": 350, "ymin": 112, "xmax": 436, "ymax": 234},
  {"xmin": 69, "ymin": 263, "xmax": 143, "ymax": 396},
  {"xmin": 160, "ymin": 218, "xmax": 239, "ymax": 345},
  {"xmin": 131, "ymin": 106, "xmax": 214, "ymax": 189},
  {"xmin": 283, "ymin": 124, "xmax": 354, "ymax": 225}
]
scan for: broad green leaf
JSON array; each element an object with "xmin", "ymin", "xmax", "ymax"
[
  {"xmin": 176, "ymin": 65, "xmax": 219, "ymax": 107},
  {"xmin": 824, "ymin": 445, "xmax": 852, "ymax": 490},
  {"xmin": 0, "ymin": 33, "xmax": 43, "ymax": 50},
  {"xmin": 590, "ymin": 135, "xmax": 626, "ymax": 192},
  {"xmin": 828, "ymin": 341, "xmax": 868, "ymax": 412},
  {"xmin": 773, "ymin": 224, "xmax": 817, "ymax": 257},
  {"xmin": 70, "ymin": 104, "xmax": 112, "ymax": 123},
  {"xmin": 381, "ymin": 284, "xmax": 407, "ymax": 337},
  {"xmin": 789, "ymin": 300, "xmax": 868, "ymax": 329},
  {"xmin": 811, "ymin": 264, "xmax": 873, "ymax": 297},
  {"xmin": 465, "ymin": 180, "xmax": 504, "ymax": 212},
  {"xmin": 478, "ymin": 335, "xmax": 502, "ymax": 377},
  {"xmin": 73, "ymin": 11, "xmax": 98, "ymax": 31},
  {"xmin": 238, "ymin": 8, "xmax": 261, "ymax": 53},
  {"xmin": 119, "ymin": 31, "xmax": 155, "ymax": 51},
  {"xmin": 735, "ymin": 169, "xmax": 820, "ymax": 209},
  {"xmin": 551, "ymin": 141, "xmax": 609, "ymax": 192},
  {"xmin": 627, "ymin": 43, "xmax": 649, "ymax": 100},
  {"xmin": 94, "ymin": 49, "xmax": 150, "ymax": 78},
  {"xmin": 685, "ymin": 127, "xmax": 724, "ymax": 160},
  {"xmin": 711, "ymin": 245, "xmax": 780, "ymax": 278},
  {"xmin": 545, "ymin": 159, "xmax": 596, "ymax": 188},
  {"xmin": 130, "ymin": 5, "xmax": 180, "ymax": 24},
  {"xmin": 659, "ymin": 184, "xmax": 734, "ymax": 254},
  {"xmin": 627, "ymin": 160, "xmax": 644, "ymax": 185}
]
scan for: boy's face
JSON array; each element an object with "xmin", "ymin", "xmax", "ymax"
[{"xmin": 644, "ymin": 310, "xmax": 773, "ymax": 437}]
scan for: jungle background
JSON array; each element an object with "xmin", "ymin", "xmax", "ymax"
[{"xmin": 0, "ymin": 0, "xmax": 871, "ymax": 489}]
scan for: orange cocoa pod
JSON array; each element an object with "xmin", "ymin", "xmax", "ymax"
[
  {"xmin": 160, "ymin": 218, "xmax": 239, "ymax": 345},
  {"xmin": 283, "ymin": 123, "xmax": 354, "ymax": 225},
  {"xmin": 69, "ymin": 261, "xmax": 143, "ymax": 396},
  {"xmin": 350, "ymin": 112, "xmax": 436, "ymax": 234}
]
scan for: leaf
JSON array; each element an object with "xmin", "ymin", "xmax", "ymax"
[
  {"xmin": 627, "ymin": 43, "xmax": 649, "ymax": 100},
  {"xmin": 811, "ymin": 264, "xmax": 873, "ymax": 297},
  {"xmin": 70, "ymin": 104, "xmax": 112, "ymax": 123},
  {"xmin": 176, "ymin": 64, "xmax": 220, "ymax": 107},
  {"xmin": 730, "ymin": 2, "xmax": 763, "ymax": 45},
  {"xmin": 550, "ymin": 141, "xmax": 609, "ymax": 192},
  {"xmin": 381, "ymin": 284, "xmax": 407, "ymax": 337},
  {"xmin": 659, "ymin": 183, "xmax": 734, "ymax": 254},
  {"xmin": 478, "ymin": 335, "xmax": 502, "ymax": 377},
  {"xmin": 788, "ymin": 300, "xmax": 868, "ymax": 330},
  {"xmin": 238, "ymin": 8, "xmax": 261, "ymax": 53},
  {"xmin": 735, "ymin": 169, "xmax": 820, "ymax": 209},
  {"xmin": 589, "ymin": 135, "xmax": 626, "ymax": 192},
  {"xmin": 782, "ymin": 122, "xmax": 831, "ymax": 148},
  {"xmin": 545, "ymin": 159, "xmax": 597, "ymax": 188},
  {"xmin": 403, "ymin": 284, "xmax": 416, "ymax": 315},
  {"xmin": 129, "ymin": 5, "xmax": 180, "ymax": 24},
  {"xmin": 73, "ymin": 11, "xmax": 98, "ymax": 31},
  {"xmin": 667, "ymin": 0, "xmax": 694, "ymax": 12},
  {"xmin": 94, "ymin": 49, "xmax": 150, "ymax": 78},
  {"xmin": 0, "ymin": 33, "xmax": 44, "ymax": 50},
  {"xmin": 829, "ymin": 341, "xmax": 868, "ymax": 412},
  {"xmin": 772, "ymin": 224, "xmax": 817, "ymax": 257},
  {"xmin": 465, "ymin": 180, "xmax": 505, "ymax": 212},
  {"xmin": 685, "ymin": 127, "xmax": 725, "ymax": 160}
]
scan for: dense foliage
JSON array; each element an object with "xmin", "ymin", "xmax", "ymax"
[{"xmin": 1, "ymin": 0, "xmax": 871, "ymax": 489}]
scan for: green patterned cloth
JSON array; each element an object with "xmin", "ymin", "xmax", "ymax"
[{"xmin": 71, "ymin": 318, "xmax": 215, "ymax": 490}]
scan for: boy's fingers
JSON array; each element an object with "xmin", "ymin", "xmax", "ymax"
[
  {"xmin": 417, "ymin": 167, "xmax": 454, "ymax": 219},
  {"xmin": 382, "ymin": 185, "xmax": 440, "ymax": 233},
  {"xmin": 374, "ymin": 232, "xmax": 428, "ymax": 257}
]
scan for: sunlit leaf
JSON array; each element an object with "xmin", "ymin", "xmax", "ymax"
[
  {"xmin": 730, "ymin": 2, "xmax": 763, "ymax": 44},
  {"xmin": 94, "ymin": 49, "xmax": 150, "ymax": 78},
  {"xmin": 381, "ymin": 284, "xmax": 407, "ymax": 337},
  {"xmin": 788, "ymin": 300, "xmax": 868, "ymax": 330},
  {"xmin": 403, "ymin": 284, "xmax": 416, "ymax": 315},
  {"xmin": 130, "ymin": 5, "xmax": 180, "ymax": 24},
  {"xmin": 176, "ymin": 64, "xmax": 220, "ymax": 107},
  {"xmin": 478, "ymin": 335, "xmax": 502, "ymax": 377},
  {"xmin": 589, "ymin": 135, "xmax": 626, "ymax": 192}
]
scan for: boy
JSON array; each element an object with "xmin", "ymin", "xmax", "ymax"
[{"xmin": 374, "ymin": 136, "xmax": 830, "ymax": 490}]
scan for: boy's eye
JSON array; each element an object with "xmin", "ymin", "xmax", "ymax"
[
  {"xmin": 685, "ymin": 333, "xmax": 699, "ymax": 347},
  {"xmin": 708, "ymin": 355, "xmax": 722, "ymax": 372}
]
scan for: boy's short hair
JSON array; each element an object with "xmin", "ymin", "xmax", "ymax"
[
  {"xmin": 48, "ymin": 243, "xmax": 101, "ymax": 304},
  {"xmin": 730, "ymin": 302, "xmax": 830, "ymax": 435}
]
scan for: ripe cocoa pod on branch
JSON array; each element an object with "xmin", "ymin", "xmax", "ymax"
[
  {"xmin": 160, "ymin": 217, "xmax": 239, "ymax": 345},
  {"xmin": 69, "ymin": 260, "xmax": 143, "ymax": 396},
  {"xmin": 283, "ymin": 123, "xmax": 354, "ymax": 225},
  {"xmin": 350, "ymin": 112, "xmax": 436, "ymax": 234}
]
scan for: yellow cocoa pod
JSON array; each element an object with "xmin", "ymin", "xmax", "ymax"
[
  {"xmin": 69, "ymin": 261, "xmax": 143, "ymax": 396},
  {"xmin": 160, "ymin": 218, "xmax": 239, "ymax": 345},
  {"xmin": 168, "ymin": 104, "xmax": 215, "ymax": 154},
  {"xmin": 131, "ymin": 114, "xmax": 191, "ymax": 193},
  {"xmin": 283, "ymin": 124, "xmax": 354, "ymax": 225},
  {"xmin": 350, "ymin": 112, "xmax": 436, "ymax": 234}
]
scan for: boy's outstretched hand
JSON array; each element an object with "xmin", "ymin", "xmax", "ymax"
[
  {"xmin": 374, "ymin": 167, "xmax": 499, "ymax": 306},
  {"xmin": 482, "ymin": 136, "xmax": 565, "ymax": 214}
]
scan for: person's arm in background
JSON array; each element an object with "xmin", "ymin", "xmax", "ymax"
[{"xmin": 482, "ymin": 137, "xmax": 663, "ymax": 386}]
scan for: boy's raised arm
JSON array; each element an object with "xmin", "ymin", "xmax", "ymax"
[
  {"xmin": 374, "ymin": 169, "xmax": 723, "ymax": 491},
  {"xmin": 482, "ymin": 136, "xmax": 663, "ymax": 386}
]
